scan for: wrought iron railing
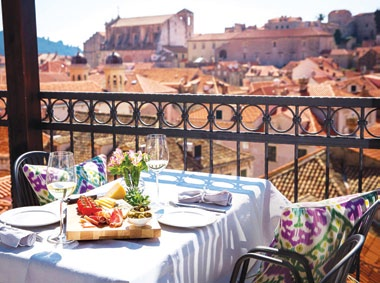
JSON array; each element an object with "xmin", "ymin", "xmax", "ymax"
[{"xmin": 1, "ymin": 91, "xmax": 379, "ymax": 201}]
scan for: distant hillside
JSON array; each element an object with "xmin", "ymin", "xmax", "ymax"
[{"xmin": 0, "ymin": 31, "xmax": 80, "ymax": 56}]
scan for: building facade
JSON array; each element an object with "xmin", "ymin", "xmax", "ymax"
[
  {"xmin": 83, "ymin": 9, "xmax": 193, "ymax": 68},
  {"xmin": 188, "ymin": 28, "xmax": 335, "ymax": 67}
]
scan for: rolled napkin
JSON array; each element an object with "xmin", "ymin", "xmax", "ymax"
[
  {"xmin": 178, "ymin": 189, "xmax": 232, "ymax": 206},
  {"xmin": 0, "ymin": 223, "xmax": 37, "ymax": 248}
]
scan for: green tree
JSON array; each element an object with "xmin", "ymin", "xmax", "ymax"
[
  {"xmin": 334, "ymin": 29, "xmax": 343, "ymax": 45},
  {"xmin": 317, "ymin": 13, "xmax": 325, "ymax": 22},
  {"xmin": 375, "ymin": 9, "xmax": 380, "ymax": 35}
]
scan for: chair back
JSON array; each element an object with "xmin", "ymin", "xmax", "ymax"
[
  {"xmin": 320, "ymin": 234, "xmax": 365, "ymax": 283},
  {"xmin": 13, "ymin": 151, "xmax": 49, "ymax": 208}
]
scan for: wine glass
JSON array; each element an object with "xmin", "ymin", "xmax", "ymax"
[
  {"xmin": 146, "ymin": 134, "xmax": 169, "ymax": 206},
  {"xmin": 46, "ymin": 151, "xmax": 77, "ymax": 245}
]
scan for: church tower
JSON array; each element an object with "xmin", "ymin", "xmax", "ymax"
[
  {"xmin": 70, "ymin": 52, "xmax": 89, "ymax": 81},
  {"xmin": 103, "ymin": 51, "xmax": 125, "ymax": 92}
]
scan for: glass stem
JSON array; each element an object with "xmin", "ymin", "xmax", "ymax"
[
  {"xmin": 155, "ymin": 172, "xmax": 160, "ymax": 203},
  {"xmin": 58, "ymin": 199, "xmax": 64, "ymax": 238}
]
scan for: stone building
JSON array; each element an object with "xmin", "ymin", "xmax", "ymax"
[
  {"xmin": 103, "ymin": 51, "xmax": 125, "ymax": 92},
  {"xmin": 83, "ymin": 32, "xmax": 105, "ymax": 69},
  {"xmin": 83, "ymin": 9, "xmax": 193, "ymax": 68},
  {"xmin": 327, "ymin": 9, "xmax": 378, "ymax": 45},
  {"xmin": 188, "ymin": 28, "xmax": 334, "ymax": 67},
  {"xmin": 264, "ymin": 16, "xmax": 322, "ymax": 30},
  {"xmin": 69, "ymin": 52, "xmax": 89, "ymax": 81}
]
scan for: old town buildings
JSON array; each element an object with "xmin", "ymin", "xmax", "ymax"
[{"xmin": 83, "ymin": 8, "xmax": 380, "ymax": 69}]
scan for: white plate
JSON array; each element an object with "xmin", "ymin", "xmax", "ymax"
[
  {"xmin": 158, "ymin": 208, "xmax": 216, "ymax": 228},
  {"xmin": 0, "ymin": 206, "xmax": 60, "ymax": 228}
]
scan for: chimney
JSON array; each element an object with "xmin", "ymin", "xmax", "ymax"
[
  {"xmin": 194, "ymin": 145, "xmax": 202, "ymax": 160},
  {"xmin": 298, "ymin": 77, "xmax": 309, "ymax": 96}
]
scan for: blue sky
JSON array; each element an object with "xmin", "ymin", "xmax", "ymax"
[{"xmin": 2, "ymin": 0, "xmax": 380, "ymax": 48}]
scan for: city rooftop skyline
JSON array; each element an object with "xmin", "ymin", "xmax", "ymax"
[{"xmin": 0, "ymin": 0, "xmax": 379, "ymax": 48}]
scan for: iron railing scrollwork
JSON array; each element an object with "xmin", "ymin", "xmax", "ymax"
[{"xmin": 0, "ymin": 90, "xmax": 379, "ymax": 200}]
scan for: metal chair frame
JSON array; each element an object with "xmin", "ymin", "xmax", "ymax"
[{"xmin": 230, "ymin": 234, "xmax": 365, "ymax": 283}]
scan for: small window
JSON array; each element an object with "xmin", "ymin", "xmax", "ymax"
[
  {"xmin": 216, "ymin": 110, "xmax": 223, "ymax": 119},
  {"xmin": 268, "ymin": 146, "xmax": 277, "ymax": 162},
  {"xmin": 273, "ymin": 41, "xmax": 276, "ymax": 48},
  {"xmin": 202, "ymin": 43, "xmax": 205, "ymax": 49},
  {"xmin": 193, "ymin": 43, "xmax": 196, "ymax": 50},
  {"xmin": 298, "ymin": 148, "xmax": 307, "ymax": 158},
  {"xmin": 240, "ymin": 169, "xmax": 247, "ymax": 177}
]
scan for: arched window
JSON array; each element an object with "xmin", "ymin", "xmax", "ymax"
[{"xmin": 219, "ymin": 50, "xmax": 227, "ymax": 60}]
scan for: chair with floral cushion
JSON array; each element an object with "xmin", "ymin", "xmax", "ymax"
[
  {"xmin": 14, "ymin": 151, "xmax": 108, "ymax": 208},
  {"xmin": 230, "ymin": 190, "xmax": 378, "ymax": 283},
  {"xmin": 230, "ymin": 234, "xmax": 365, "ymax": 283},
  {"xmin": 13, "ymin": 151, "xmax": 50, "ymax": 208}
]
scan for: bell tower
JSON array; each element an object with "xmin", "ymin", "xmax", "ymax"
[
  {"xmin": 103, "ymin": 51, "xmax": 125, "ymax": 92},
  {"xmin": 70, "ymin": 52, "xmax": 89, "ymax": 81}
]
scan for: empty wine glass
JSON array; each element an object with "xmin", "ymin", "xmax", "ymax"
[
  {"xmin": 146, "ymin": 134, "xmax": 169, "ymax": 206},
  {"xmin": 46, "ymin": 151, "xmax": 77, "ymax": 245}
]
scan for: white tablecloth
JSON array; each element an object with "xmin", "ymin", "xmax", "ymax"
[{"xmin": 0, "ymin": 169, "xmax": 290, "ymax": 283}]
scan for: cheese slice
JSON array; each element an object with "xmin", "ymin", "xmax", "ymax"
[{"xmin": 105, "ymin": 182, "xmax": 126, "ymax": 199}]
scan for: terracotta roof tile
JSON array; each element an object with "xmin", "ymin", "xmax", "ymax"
[
  {"xmin": 0, "ymin": 175, "xmax": 11, "ymax": 214},
  {"xmin": 40, "ymin": 81, "xmax": 103, "ymax": 92},
  {"xmin": 136, "ymin": 74, "xmax": 178, "ymax": 94},
  {"xmin": 267, "ymin": 147, "xmax": 379, "ymax": 202},
  {"xmin": 357, "ymin": 230, "xmax": 380, "ymax": 283},
  {"xmin": 39, "ymin": 72, "xmax": 71, "ymax": 83}
]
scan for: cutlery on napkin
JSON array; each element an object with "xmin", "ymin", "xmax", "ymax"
[
  {"xmin": 0, "ymin": 223, "xmax": 39, "ymax": 247},
  {"xmin": 170, "ymin": 201, "xmax": 227, "ymax": 213},
  {"xmin": 178, "ymin": 189, "xmax": 232, "ymax": 207}
]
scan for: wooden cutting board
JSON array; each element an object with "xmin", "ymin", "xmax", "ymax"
[{"xmin": 65, "ymin": 204, "xmax": 161, "ymax": 241}]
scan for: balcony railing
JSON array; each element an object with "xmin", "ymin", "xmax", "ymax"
[
  {"xmin": 32, "ymin": 91, "xmax": 380, "ymax": 200},
  {"xmin": 1, "ymin": 89, "xmax": 380, "ymax": 202}
]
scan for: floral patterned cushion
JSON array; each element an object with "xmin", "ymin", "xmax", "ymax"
[
  {"xmin": 252, "ymin": 190, "xmax": 378, "ymax": 283},
  {"xmin": 23, "ymin": 154, "xmax": 107, "ymax": 205}
]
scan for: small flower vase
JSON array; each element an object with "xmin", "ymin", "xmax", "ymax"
[{"xmin": 122, "ymin": 173, "xmax": 145, "ymax": 192}]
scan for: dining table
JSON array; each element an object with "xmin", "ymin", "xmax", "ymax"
[{"xmin": 0, "ymin": 169, "xmax": 291, "ymax": 283}]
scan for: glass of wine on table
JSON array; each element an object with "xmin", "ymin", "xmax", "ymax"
[
  {"xmin": 45, "ymin": 151, "xmax": 77, "ymax": 245},
  {"xmin": 146, "ymin": 134, "xmax": 169, "ymax": 208}
]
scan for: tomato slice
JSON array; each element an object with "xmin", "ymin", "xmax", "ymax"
[{"xmin": 77, "ymin": 196, "xmax": 102, "ymax": 216}]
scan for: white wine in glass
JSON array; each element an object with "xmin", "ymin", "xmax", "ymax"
[
  {"xmin": 46, "ymin": 151, "xmax": 77, "ymax": 245},
  {"xmin": 146, "ymin": 134, "xmax": 169, "ymax": 206}
]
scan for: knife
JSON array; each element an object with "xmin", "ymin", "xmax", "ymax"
[{"xmin": 170, "ymin": 201, "xmax": 227, "ymax": 214}]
